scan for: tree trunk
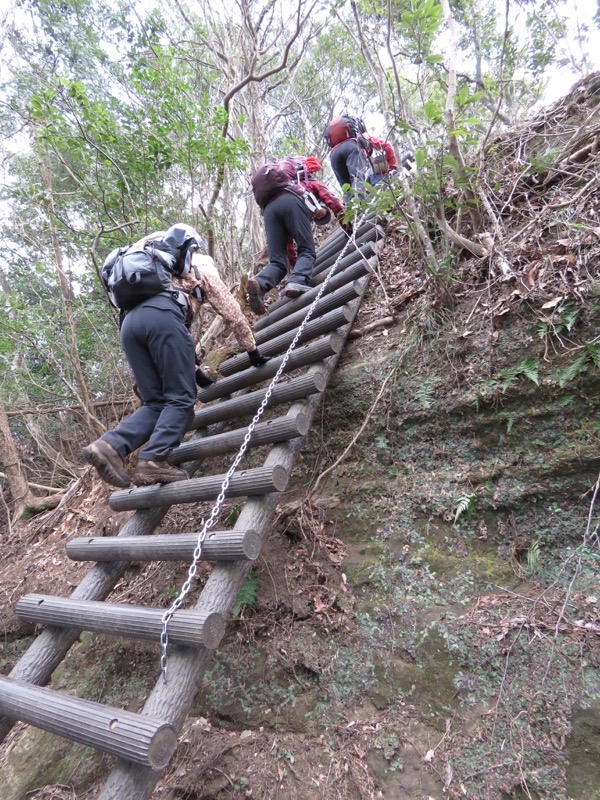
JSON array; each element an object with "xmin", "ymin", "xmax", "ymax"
[
  {"xmin": 0, "ymin": 398, "xmax": 61, "ymax": 524},
  {"xmin": 36, "ymin": 147, "xmax": 104, "ymax": 439},
  {"xmin": 0, "ymin": 397, "xmax": 35, "ymax": 521}
]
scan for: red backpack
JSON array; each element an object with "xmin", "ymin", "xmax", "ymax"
[
  {"xmin": 251, "ymin": 158, "xmax": 301, "ymax": 209},
  {"xmin": 323, "ymin": 115, "xmax": 366, "ymax": 147}
]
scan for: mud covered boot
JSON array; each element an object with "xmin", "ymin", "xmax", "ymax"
[
  {"xmin": 132, "ymin": 459, "xmax": 189, "ymax": 486},
  {"xmin": 246, "ymin": 277, "xmax": 266, "ymax": 315},
  {"xmin": 83, "ymin": 439, "xmax": 131, "ymax": 488}
]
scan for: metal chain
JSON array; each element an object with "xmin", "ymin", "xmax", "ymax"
[{"xmin": 160, "ymin": 201, "xmax": 377, "ymax": 681}]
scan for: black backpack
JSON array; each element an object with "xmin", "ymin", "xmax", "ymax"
[
  {"xmin": 102, "ymin": 238, "xmax": 182, "ymax": 311},
  {"xmin": 101, "ymin": 224, "xmax": 206, "ymax": 312}
]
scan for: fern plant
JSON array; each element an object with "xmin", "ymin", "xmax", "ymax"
[
  {"xmin": 454, "ymin": 495, "xmax": 476, "ymax": 525},
  {"xmin": 232, "ymin": 571, "xmax": 259, "ymax": 617},
  {"xmin": 559, "ymin": 305, "xmax": 579, "ymax": 333},
  {"xmin": 497, "ymin": 357, "xmax": 540, "ymax": 392},
  {"xmin": 525, "ymin": 540, "xmax": 541, "ymax": 573},
  {"xmin": 556, "ymin": 342, "xmax": 600, "ymax": 387},
  {"xmin": 415, "ymin": 377, "xmax": 439, "ymax": 409}
]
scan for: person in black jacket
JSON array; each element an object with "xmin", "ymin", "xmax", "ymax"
[
  {"xmin": 324, "ymin": 115, "xmax": 398, "ymax": 202},
  {"xmin": 84, "ymin": 223, "xmax": 268, "ymax": 488}
]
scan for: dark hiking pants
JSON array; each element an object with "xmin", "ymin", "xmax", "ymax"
[
  {"xmin": 102, "ymin": 295, "xmax": 196, "ymax": 461},
  {"xmin": 330, "ymin": 138, "xmax": 371, "ymax": 201},
  {"xmin": 256, "ymin": 190, "xmax": 316, "ymax": 291}
]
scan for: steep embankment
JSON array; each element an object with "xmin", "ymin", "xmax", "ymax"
[{"xmin": 0, "ymin": 75, "xmax": 599, "ymax": 800}]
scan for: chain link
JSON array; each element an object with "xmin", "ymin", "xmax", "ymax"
[{"xmin": 160, "ymin": 202, "xmax": 377, "ymax": 681}]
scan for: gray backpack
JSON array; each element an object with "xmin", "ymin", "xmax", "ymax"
[{"xmin": 101, "ymin": 238, "xmax": 181, "ymax": 311}]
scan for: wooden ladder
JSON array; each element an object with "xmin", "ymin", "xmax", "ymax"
[{"xmin": 0, "ymin": 217, "xmax": 385, "ymax": 799}]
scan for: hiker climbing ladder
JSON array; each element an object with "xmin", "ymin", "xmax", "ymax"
[{"xmin": 0, "ymin": 215, "xmax": 385, "ymax": 799}]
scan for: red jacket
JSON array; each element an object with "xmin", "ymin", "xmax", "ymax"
[
  {"xmin": 363, "ymin": 135, "xmax": 397, "ymax": 171},
  {"xmin": 302, "ymin": 179, "xmax": 345, "ymax": 219}
]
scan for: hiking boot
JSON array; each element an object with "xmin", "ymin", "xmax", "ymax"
[
  {"xmin": 132, "ymin": 460, "xmax": 189, "ymax": 486},
  {"xmin": 246, "ymin": 277, "xmax": 266, "ymax": 315},
  {"xmin": 83, "ymin": 439, "xmax": 131, "ymax": 488},
  {"xmin": 283, "ymin": 282, "xmax": 310, "ymax": 299}
]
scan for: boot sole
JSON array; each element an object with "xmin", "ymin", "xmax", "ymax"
[{"xmin": 83, "ymin": 444, "xmax": 131, "ymax": 488}]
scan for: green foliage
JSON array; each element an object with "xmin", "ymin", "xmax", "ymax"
[
  {"xmin": 232, "ymin": 572, "xmax": 258, "ymax": 617},
  {"xmin": 454, "ymin": 494, "xmax": 476, "ymax": 525},
  {"xmin": 526, "ymin": 148, "xmax": 560, "ymax": 175},
  {"xmin": 224, "ymin": 501, "xmax": 244, "ymax": 526},
  {"xmin": 524, "ymin": 539, "xmax": 542, "ymax": 573},
  {"xmin": 414, "ymin": 377, "xmax": 439, "ymax": 409},
  {"xmin": 556, "ymin": 342, "xmax": 600, "ymax": 388},
  {"xmin": 498, "ymin": 357, "xmax": 540, "ymax": 392},
  {"xmin": 476, "ymin": 357, "xmax": 540, "ymax": 403}
]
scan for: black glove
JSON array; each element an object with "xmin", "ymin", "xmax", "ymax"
[
  {"xmin": 341, "ymin": 222, "xmax": 353, "ymax": 237},
  {"xmin": 248, "ymin": 348, "xmax": 270, "ymax": 367},
  {"xmin": 195, "ymin": 368, "xmax": 216, "ymax": 388}
]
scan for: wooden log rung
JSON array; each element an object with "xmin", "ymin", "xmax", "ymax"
[
  {"xmin": 253, "ymin": 258, "xmax": 372, "ymax": 332},
  {"xmin": 254, "ymin": 279, "xmax": 363, "ymax": 346},
  {"xmin": 109, "ymin": 464, "xmax": 289, "ymax": 512},
  {"xmin": 313, "ymin": 223, "xmax": 384, "ymax": 276},
  {"xmin": 320, "ymin": 215, "xmax": 380, "ymax": 254},
  {"xmin": 197, "ymin": 334, "xmax": 342, "ymax": 403},
  {"xmin": 189, "ymin": 371, "xmax": 326, "ymax": 430},
  {"xmin": 312, "ymin": 215, "xmax": 377, "ymax": 264},
  {"xmin": 66, "ymin": 529, "xmax": 261, "ymax": 563},
  {"xmin": 16, "ymin": 595, "xmax": 226, "ymax": 649},
  {"xmin": 172, "ymin": 413, "xmax": 309, "ymax": 463},
  {"xmin": 0, "ymin": 676, "xmax": 176, "ymax": 768},
  {"xmin": 219, "ymin": 305, "xmax": 353, "ymax": 376}
]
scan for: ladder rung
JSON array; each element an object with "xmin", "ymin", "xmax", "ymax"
[
  {"xmin": 311, "ymin": 216, "xmax": 376, "ymax": 265},
  {"xmin": 109, "ymin": 464, "xmax": 289, "ymax": 512},
  {"xmin": 173, "ymin": 413, "xmax": 308, "ymax": 463},
  {"xmin": 220, "ymin": 306, "xmax": 352, "ymax": 375},
  {"xmin": 16, "ymin": 595, "xmax": 226, "ymax": 649},
  {"xmin": 0, "ymin": 676, "xmax": 176, "ymax": 768},
  {"xmin": 254, "ymin": 256, "xmax": 372, "ymax": 332},
  {"xmin": 67, "ymin": 529, "xmax": 261, "ymax": 563},
  {"xmin": 254, "ymin": 279, "xmax": 365, "ymax": 346},
  {"xmin": 190, "ymin": 371, "xmax": 325, "ymax": 430},
  {"xmin": 312, "ymin": 223, "xmax": 384, "ymax": 277},
  {"xmin": 197, "ymin": 334, "xmax": 342, "ymax": 403}
]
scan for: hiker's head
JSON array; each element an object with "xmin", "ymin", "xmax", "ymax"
[
  {"xmin": 163, "ymin": 223, "xmax": 205, "ymax": 252},
  {"xmin": 323, "ymin": 115, "xmax": 367, "ymax": 148}
]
